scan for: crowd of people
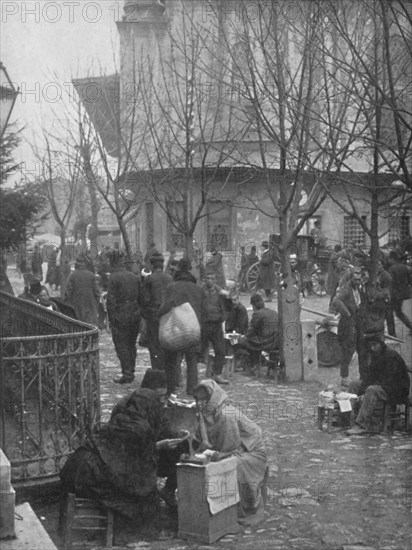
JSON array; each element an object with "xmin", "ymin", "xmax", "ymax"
[{"xmin": 2, "ymin": 234, "xmax": 411, "ymax": 535}]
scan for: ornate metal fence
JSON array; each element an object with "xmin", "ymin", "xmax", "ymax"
[{"xmin": 0, "ymin": 291, "xmax": 100, "ymax": 487}]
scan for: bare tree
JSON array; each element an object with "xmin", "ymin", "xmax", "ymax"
[
  {"xmin": 32, "ymin": 131, "xmax": 82, "ymax": 294},
  {"xmin": 311, "ymin": 0, "xmax": 412, "ymax": 281},
  {"xmin": 198, "ymin": 0, "xmax": 366, "ymax": 378},
  {"xmin": 124, "ymin": 4, "xmax": 249, "ymax": 261}
]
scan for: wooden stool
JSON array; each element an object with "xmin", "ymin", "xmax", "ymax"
[
  {"xmin": 59, "ymin": 493, "xmax": 114, "ymax": 549},
  {"xmin": 382, "ymin": 400, "xmax": 410, "ymax": 433},
  {"xmin": 256, "ymin": 350, "xmax": 280, "ymax": 379}
]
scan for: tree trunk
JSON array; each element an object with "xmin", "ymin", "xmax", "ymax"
[
  {"xmin": 59, "ymin": 228, "xmax": 71, "ymax": 297},
  {"xmin": 277, "ymin": 248, "xmax": 304, "ymax": 382},
  {"xmin": 117, "ymin": 216, "xmax": 132, "ymax": 261}
]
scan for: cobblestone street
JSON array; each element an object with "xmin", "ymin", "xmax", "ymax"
[
  {"xmin": 34, "ymin": 292, "xmax": 412, "ymax": 550},
  {"xmin": 8, "ymin": 271, "xmax": 412, "ymax": 550}
]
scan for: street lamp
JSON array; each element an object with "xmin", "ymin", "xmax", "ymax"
[{"xmin": 0, "ymin": 62, "xmax": 19, "ymax": 140}]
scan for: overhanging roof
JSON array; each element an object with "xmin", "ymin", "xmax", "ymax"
[{"xmin": 72, "ymin": 75, "xmax": 120, "ymax": 158}]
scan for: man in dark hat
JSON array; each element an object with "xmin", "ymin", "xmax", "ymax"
[
  {"xmin": 140, "ymin": 252, "xmax": 173, "ymax": 371},
  {"xmin": 346, "ymin": 335, "xmax": 410, "ymax": 435},
  {"xmin": 19, "ymin": 277, "xmax": 42, "ymax": 303},
  {"xmin": 107, "ymin": 250, "xmax": 141, "ymax": 384},
  {"xmin": 158, "ymin": 257, "xmax": 207, "ymax": 395}
]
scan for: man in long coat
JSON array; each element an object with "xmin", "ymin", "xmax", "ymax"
[
  {"xmin": 65, "ymin": 257, "xmax": 100, "ymax": 325},
  {"xmin": 140, "ymin": 253, "xmax": 173, "ymax": 371},
  {"xmin": 106, "ymin": 250, "xmax": 141, "ymax": 384},
  {"xmin": 158, "ymin": 258, "xmax": 207, "ymax": 396}
]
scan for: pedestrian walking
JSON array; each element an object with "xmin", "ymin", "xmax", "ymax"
[
  {"xmin": 64, "ymin": 257, "xmax": 100, "ymax": 325},
  {"xmin": 140, "ymin": 252, "xmax": 173, "ymax": 370},
  {"xmin": 158, "ymin": 257, "xmax": 207, "ymax": 396},
  {"xmin": 106, "ymin": 250, "xmax": 141, "ymax": 384},
  {"xmin": 386, "ymin": 251, "xmax": 412, "ymax": 335}
]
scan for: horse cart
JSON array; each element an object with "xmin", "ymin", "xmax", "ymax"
[{"xmin": 245, "ymin": 234, "xmax": 335, "ymax": 296}]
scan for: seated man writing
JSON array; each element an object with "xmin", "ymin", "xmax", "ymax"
[
  {"xmin": 193, "ymin": 379, "xmax": 267, "ymax": 525},
  {"xmin": 346, "ymin": 335, "xmax": 410, "ymax": 435},
  {"xmin": 235, "ymin": 293, "xmax": 280, "ymax": 373},
  {"xmin": 60, "ymin": 369, "xmax": 189, "ymax": 533}
]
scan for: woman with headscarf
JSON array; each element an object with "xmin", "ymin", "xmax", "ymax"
[{"xmin": 192, "ymin": 379, "xmax": 267, "ymax": 525}]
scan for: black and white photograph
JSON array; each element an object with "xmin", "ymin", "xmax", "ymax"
[{"xmin": 1, "ymin": 1, "xmax": 411, "ymax": 549}]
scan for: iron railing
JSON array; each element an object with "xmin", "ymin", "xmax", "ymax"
[{"xmin": 0, "ymin": 291, "xmax": 100, "ymax": 487}]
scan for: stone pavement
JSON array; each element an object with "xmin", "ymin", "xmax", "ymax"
[
  {"xmin": 38, "ymin": 305, "xmax": 411, "ymax": 550},
  {"xmin": 6, "ymin": 269, "xmax": 412, "ymax": 550}
]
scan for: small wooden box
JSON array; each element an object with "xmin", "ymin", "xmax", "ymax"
[{"xmin": 177, "ymin": 458, "xmax": 239, "ymax": 543}]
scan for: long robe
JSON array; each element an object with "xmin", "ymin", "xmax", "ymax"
[
  {"xmin": 195, "ymin": 380, "xmax": 267, "ymax": 518},
  {"xmin": 60, "ymin": 389, "xmax": 176, "ymax": 520}
]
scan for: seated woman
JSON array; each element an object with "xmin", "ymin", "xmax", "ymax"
[
  {"xmin": 60, "ymin": 369, "xmax": 188, "ymax": 530},
  {"xmin": 192, "ymin": 379, "xmax": 267, "ymax": 525}
]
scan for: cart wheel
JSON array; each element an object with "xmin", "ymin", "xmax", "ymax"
[
  {"xmin": 246, "ymin": 262, "xmax": 260, "ymax": 291},
  {"xmin": 311, "ymin": 269, "xmax": 328, "ymax": 296}
]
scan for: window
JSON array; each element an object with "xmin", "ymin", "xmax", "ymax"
[
  {"xmin": 207, "ymin": 201, "xmax": 232, "ymax": 252},
  {"xmin": 343, "ymin": 216, "xmax": 366, "ymax": 247}
]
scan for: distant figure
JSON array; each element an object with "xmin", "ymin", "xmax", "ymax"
[
  {"xmin": 310, "ymin": 220, "xmax": 327, "ymax": 250},
  {"xmin": 65, "ymin": 257, "xmax": 100, "ymax": 326},
  {"xmin": 256, "ymin": 241, "xmax": 276, "ymax": 302},
  {"xmin": 45, "ymin": 246, "xmax": 59, "ymax": 290},
  {"xmin": 386, "ymin": 251, "xmax": 412, "ymax": 335},
  {"xmin": 247, "ymin": 245, "xmax": 259, "ymax": 266},
  {"xmin": 237, "ymin": 246, "xmax": 249, "ymax": 292},
  {"xmin": 31, "ymin": 242, "xmax": 43, "ymax": 282},
  {"xmin": 205, "ymin": 247, "xmax": 227, "ymax": 289},
  {"xmin": 144, "ymin": 242, "xmax": 159, "ymax": 271}
]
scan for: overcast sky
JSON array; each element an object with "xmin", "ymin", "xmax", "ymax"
[{"xmin": 1, "ymin": 0, "xmax": 120, "ymax": 182}]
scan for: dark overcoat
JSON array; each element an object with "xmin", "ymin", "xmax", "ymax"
[{"xmin": 64, "ymin": 267, "xmax": 100, "ymax": 325}]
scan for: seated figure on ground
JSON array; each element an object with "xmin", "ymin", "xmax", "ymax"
[
  {"xmin": 193, "ymin": 379, "xmax": 267, "ymax": 525},
  {"xmin": 346, "ymin": 335, "xmax": 410, "ymax": 435},
  {"xmin": 234, "ymin": 293, "xmax": 279, "ymax": 374},
  {"xmin": 60, "ymin": 369, "xmax": 189, "ymax": 530}
]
